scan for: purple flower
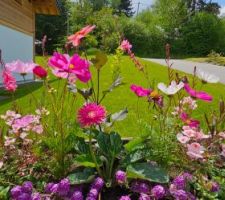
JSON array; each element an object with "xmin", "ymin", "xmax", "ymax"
[
  {"xmin": 115, "ymin": 170, "xmax": 126, "ymax": 184},
  {"xmin": 151, "ymin": 185, "xmax": 165, "ymax": 199},
  {"xmin": 22, "ymin": 181, "xmax": 33, "ymax": 194},
  {"xmin": 17, "ymin": 193, "xmax": 32, "ymax": 200},
  {"xmin": 119, "ymin": 195, "xmax": 131, "ymax": 200},
  {"xmin": 31, "ymin": 193, "xmax": 41, "ymax": 200},
  {"xmin": 11, "ymin": 185, "xmax": 23, "ymax": 199},
  {"xmin": 57, "ymin": 178, "xmax": 70, "ymax": 196},
  {"xmin": 87, "ymin": 188, "xmax": 99, "ymax": 199},
  {"xmin": 50, "ymin": 183, "xmax": 58, "ymax": 193},
  {"xmin": 139, "ymin": 193, "xmax": 151, "ymax": 200},
  {"xmin": 211, "ymin": 182, "xmax": 220, "ymax": 192},
  {"xmin": 172, "ymin": 176, "xmax": 186, "ymax": 190},
  {"xmin": 131, "ymin": 180, "xmax": 150, "ymax": 194},
  {"xmin": 92, "ymin": 177, "xmax": 104, "ymax": 191},
  {"xmin": 71, "ymin": 190, "xmax": 83, "ymax": 200},
  {"xmin": 171, "ymin": 189, "xmax": 188, "ymax": 200},
  {"xmin": 44, "ymin": 183, "xmax": 54, "ymax": 193}
]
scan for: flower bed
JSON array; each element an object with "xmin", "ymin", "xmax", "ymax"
[{"xmin": 0, "ymin": 25, "xmax": 225, "ymax": 199}]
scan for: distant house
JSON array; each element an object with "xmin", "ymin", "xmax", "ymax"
[{"xmin": 0, "ymin": 0, "xmax": 60, "ymax": 83}]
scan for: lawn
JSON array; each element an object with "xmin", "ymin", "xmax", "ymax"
[{"xmin": 1, "ymin": 56, "xmax": 225, "ymax": 137}]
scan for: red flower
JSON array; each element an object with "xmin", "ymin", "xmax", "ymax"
[{"xmin": 33, "ymin": 66, "xmax": 47, "ymax": 79}]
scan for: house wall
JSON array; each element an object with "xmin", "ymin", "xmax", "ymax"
[{"xmin": 0, "ymin": 0, "xmax": 35, "ymax": 83}]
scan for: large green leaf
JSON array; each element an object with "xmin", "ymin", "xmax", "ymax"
[
  {"xmin": 127, "ymin": 163, "xmax": 169, "ymax": 183},
  {"xmin": 125, "ymin": 137, "xmax": 145, "ymax": 152},
  {"xmin": 91, "ymin": 51, "xmax": 108, "ymax": 70},
  {"xmin": 67, "ymin": 168, "xmax": 96, "ymax": 185},
  {"xmin": 97, "ymin": 132, "xmax": 123, "ymax": 158}
]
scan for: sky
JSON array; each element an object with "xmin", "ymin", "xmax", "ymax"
[{"xmin": 132, "ymin": 0, "xmax": 225, "ymax": 15}]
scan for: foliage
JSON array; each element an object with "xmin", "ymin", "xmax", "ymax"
[{"xmin": 181, "ymin": 12, "xmax": 221, "ymax": 56}]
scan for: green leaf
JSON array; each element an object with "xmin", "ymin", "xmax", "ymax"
[
  {"xmin": 127, "ymin": 163, "xmax": 169, "ymax": 183},
  {"xmin": 91, "ymin": 51, "xmax": 108, "ymax": 70},
  {"xmin": 125, "ymin": 137, "xmax": 144, "ymax": 152},
  {"xmin": 74, "ymin": 154, "xmax": 96, "ymax": 168},
  {"xmin": 111, "ymin": 108, "xmax": 128, "ymax": 122},
  {"xmin": 97, "ymin": 132, "xmax": 123, "ymax": 158},
  {"xmin": 0, "ymin": 186, "xmax": 10, "ymax": 200},
  {"xmin": 67, "ymin": 168, "xmax": 96, "ymax": 185}
]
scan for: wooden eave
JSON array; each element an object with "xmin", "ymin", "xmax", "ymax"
[{"xmin": 32, "ymin": 0, "xmax": 60, "ymax": 15}]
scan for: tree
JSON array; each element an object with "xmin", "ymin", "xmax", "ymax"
[
  {"xmin": 117, "ymin": 0, "xmax": 134, "ymax": 17},
  {"xmin": 182, "ymin": 12, "xmax": 221, "ymax": 56},
  {"xmin": 184, "ymin": 0, "xmax": 220, "ymax": 15},
  {"xmin": 36, "ymin": 0, "xmax": 69, "ymax": 54}
]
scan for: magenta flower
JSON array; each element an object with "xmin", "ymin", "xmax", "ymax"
[
  {"xmin": 78, "ymin": 103, "xmax": 106, "ymax": 127},
  {"xmin": 130, "ymin": 84, "xmax": 151, "ymax": 97},
  {"xmin": 115, "ymin": 170, "xmax": 126, "ymax": 184},
  {"xmin": 120, "ymin": 40, "xmax": 132, "ymax": 53},
  {"xmin": 2, "ymin": 70, "xmax": 17, "ymax": 92},
  {"xmin": 184, "ymin": 84, "xmax": 213, "ymax": 102},
  {"xmin": 180, "ymin": 112, "xmax": 200, "ymax": 128},
  {"xmin": 48, "ymin": 52, "xmax": 91, "ymax": 83},
  {"xmin": 211, "ymin": 182, "xmax": 220, "ymax": 192}
]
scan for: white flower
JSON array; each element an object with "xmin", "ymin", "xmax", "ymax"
[
  {"xmin": 158, "ymin": 81, "xmax": 184, "ymax": 95},
  {"xmin": 196, "ymin": 69, "xmax": 219, "ymax": 83}
]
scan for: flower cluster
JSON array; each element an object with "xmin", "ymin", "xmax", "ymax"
[
  {"xmin": 2, "ymin": 70, "xmax": 17, "ymax": 92},
  {"xmin": 86, "ymin": 177, "xmax": 104, "ymax": 200},
  {"xmin": 177, "ymin": 126, "xmax": 210, "ymax": 159},
  {"xmin": 1, "ymin": 110, "xmax": 44, "ymax": 147},
  {"xmin": 173, "ymin": 97, "xmax": 197, "ymax": 116},
  {"xmin": 11, "ymin": 181, "xmax": 41, "ymax": 200},
  {"xmin": 45, "ymin": 178, "xmax": 71, "ymax": 197}
]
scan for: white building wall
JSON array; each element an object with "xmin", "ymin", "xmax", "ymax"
[{"xmin": 0, "ymin": 25, "xmax": 34, "ymax": 83}]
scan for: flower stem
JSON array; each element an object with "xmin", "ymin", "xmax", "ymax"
[{"xmin": 88, "ymin": 135, "xmax": 102, "ymax": 177}]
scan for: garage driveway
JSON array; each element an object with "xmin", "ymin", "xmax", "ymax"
[{"xmin": 144, "ymin": 58, "xmax": 225, "ymax": 84}]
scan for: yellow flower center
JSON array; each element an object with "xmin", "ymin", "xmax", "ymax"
[{"xmin": 69, "ymin": 64, "xmax": 75, "ymax": 69}]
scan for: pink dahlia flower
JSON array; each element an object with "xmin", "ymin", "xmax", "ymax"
[
  {"xmin": 2, "ymin": 70, "xmax": 17, "ymax": 92},
  {"xmin": 77, "ymin": 103, "xmax": 106, "ymax": 127},
  {"xmin": 184, "ymin": 84, "xmax": 213, "ymax": 102},
  {"xmin": 68, "ymin": 25, "xmax": 96, "ymax": 47},
  {"xmin": 120, "ymin": 40, "xmax": 132, "ymax": 53},
  {"xmin": 130, "ymin": 84, "xmax": 151, "ymax": 97},
  {"xmin": 48, "ymin": 52, "xmax": 91, "ymax": 83}
]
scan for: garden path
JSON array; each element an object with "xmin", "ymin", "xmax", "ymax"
[{"xmin": 144, "ymin": 58, "xmax": 225, "ymax": 84}]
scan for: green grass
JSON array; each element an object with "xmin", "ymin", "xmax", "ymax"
[{"xmin": 1, "ymin": 56, "xmax": 225, "ymax": 137}]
